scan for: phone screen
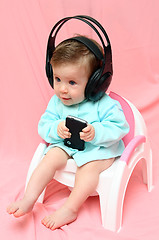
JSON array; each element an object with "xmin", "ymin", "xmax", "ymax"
[{"xmin": 64, "ymin": 115, "xmax": 87, "ymax": 151}]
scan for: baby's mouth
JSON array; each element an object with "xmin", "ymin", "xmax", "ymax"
[{"xmin": 61, "ymin": 97, "xmax": 71, "ymax": 101}]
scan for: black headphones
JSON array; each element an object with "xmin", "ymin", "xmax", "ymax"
[{"xmin": 46, "ymin": 15, "xmax": 113, "ymax": 101}]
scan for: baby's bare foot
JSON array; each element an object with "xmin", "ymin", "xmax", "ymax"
[
  {"xmin": 6, "ymin": 197, "xmax": 35, "ymax": 218},
  {"xmin": 41, "ymin": 205, "xmax": 77, "ymax": 230}
]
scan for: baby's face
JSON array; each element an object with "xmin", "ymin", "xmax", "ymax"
[{"xmin": 53, "ymin": 61, "xmax": 89, "ymax": 106}]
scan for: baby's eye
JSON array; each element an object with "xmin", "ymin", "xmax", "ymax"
[
  {"xmin": 55, "ymin": 77, "xmax": 61, "ymax": 82},
  {"xmin": 69, "ymin": 80, "xmax": 76, "ymax": 85}
]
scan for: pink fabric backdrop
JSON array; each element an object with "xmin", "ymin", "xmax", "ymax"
[{"xmin": 0, "ymin": 0, "xmax": 159, "ymax": 239}]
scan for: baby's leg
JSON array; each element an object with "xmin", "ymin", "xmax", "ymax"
[
  {"xmin": 42, "ymin": 158, "xmax": 115, "ymax": 230},
  {"xmin": 7, "ymin": 147, "xmax": 69, "ymax": 217}
]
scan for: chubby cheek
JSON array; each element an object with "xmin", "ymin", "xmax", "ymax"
[
  {"xmin": 72, "ymin": 90, "xmax": 85, "ymax": 102},
  {"xmin": 54, "ymin": 86, "xmax": 60, "ymax": 96}
]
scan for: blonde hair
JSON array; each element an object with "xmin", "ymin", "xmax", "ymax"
[{"xmin": 50, "ymin": 35, "xmax": 103, "ymax": 78}]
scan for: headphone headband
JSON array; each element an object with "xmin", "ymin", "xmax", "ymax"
[
  {"xmin": 70, "ymin": 36, "xmax": 103, "ymax": 60},
  {"xmin": 48, "ymin": 15, "xmax": 110, "ymax": 59}
]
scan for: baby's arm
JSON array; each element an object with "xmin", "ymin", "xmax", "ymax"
[
  {"xmin": 80, "ymin": 124, "xmax": 95, "ymax": 142},
  {"xmin": 90, "ymin": 103, "xmax": 129, "ymax": 147},
  {"xmin": 38, "ymin": 96, "xmax": 64, "ymax": 143},
  {"xmin": 81, "ymin": 98, "xmax": 129, "ymax": 147},
  {"xmin": 57, "ymin": 121, "xmax": 71, "ymax": 139}
]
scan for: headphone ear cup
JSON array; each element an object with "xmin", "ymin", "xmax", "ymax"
[
  {"xmin": 95, "ymin": 72, "xmax": 112, "ymax": 99},
  {"xmin": 45, "ymin": 53, "xmax": 54, "ymax": 88},
  {"xmin": 99, "ymin": 72, "xmax": 112, "ymax": 91},
  {"xmin": 85, "ymin": 68, "xmax": 102, "ymax": 99},
  {"xmin": 85, "ymin": 70, "xmax": 112, "ymax": 101}
]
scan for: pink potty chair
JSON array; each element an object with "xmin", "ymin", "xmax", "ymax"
[{"xmin": 25, "ymin": 91, "xmax": 153, "ymax": 232}]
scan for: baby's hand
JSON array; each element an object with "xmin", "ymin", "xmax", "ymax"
[
  {"xmin": 80, "ymin": 124, "xmax": 95, "ymax": 142},
  {"xmin": 57, "ymin": 121, "xmax": 71, "ymax": 139}
]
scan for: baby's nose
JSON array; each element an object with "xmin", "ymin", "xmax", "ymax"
[{"xmin": 60, "ymin": 84, "xmax": 68, "ymax": 93}]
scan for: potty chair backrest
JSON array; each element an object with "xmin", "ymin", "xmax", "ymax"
[{"xmin": 109, "ymin": 91, "xmax": 135, "ymax": 147}]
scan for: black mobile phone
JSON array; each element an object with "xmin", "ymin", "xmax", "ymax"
[{"xmin": 64, "ymin": 115, "xmax": 88, "ymax": 151}]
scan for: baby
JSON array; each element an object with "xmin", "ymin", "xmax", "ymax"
[{"xmin": 7, "ymin": 36, "xmax": 129, "ymax": 230}]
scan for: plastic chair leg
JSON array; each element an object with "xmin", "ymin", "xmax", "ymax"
[
  {"xmin": 142, "ymin": 146, "xmax": 153, "ymax": 192},
  {"xmin": 98, "ymin": 161, "xmax": 127, "ymax": 232}
]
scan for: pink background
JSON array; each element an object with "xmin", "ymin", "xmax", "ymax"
[{"xmin": 0, "ymin": 0, "xmax": 159, "ymax": 239}]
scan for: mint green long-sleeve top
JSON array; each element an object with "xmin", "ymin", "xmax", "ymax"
[{"xmin": 38, "ymin": 93, "xmax": 129, "ymax": 167}]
